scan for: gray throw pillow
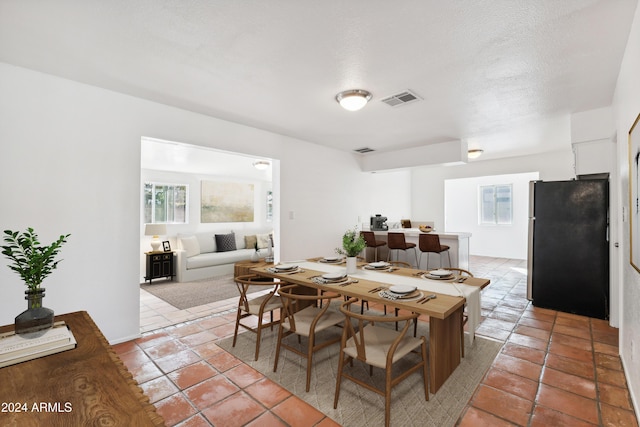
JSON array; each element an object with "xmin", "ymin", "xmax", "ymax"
[{"xmin": 215, "ymin": 233, "xmax": 237, "ymax": 252}]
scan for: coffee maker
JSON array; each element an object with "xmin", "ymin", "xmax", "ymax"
[{"xmin": 370, "ymin": 214, "xmax": 388, "ymax": 231}]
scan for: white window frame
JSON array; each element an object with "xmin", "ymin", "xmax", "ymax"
[
  {"xmin": 479, "ymin": 184, "xmax": 513, "ymax": 225},
  {"xmin": 144, "ymin": 182, "xmax": 189, "ymax": 224}
]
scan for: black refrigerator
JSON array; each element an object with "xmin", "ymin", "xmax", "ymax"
[{"xmin": 527, "ymin": 178, "xmax": 609, "ymax": 320}]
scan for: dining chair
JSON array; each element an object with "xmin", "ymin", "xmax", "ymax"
[
  {"xmin": 448, "ymin": 267, "xmax": 474, "ymax": 357},
  {"xmin": 232, "ymin": 274, "xmax": 283, "ymax": 361},
  {"xmin": 334, "ymin": 298, "xmax": 429, "ymax": 427},
  {"xmin": 418, "ymin": 233, "xmax": 451, "ymax": 270},
  {"xmin": 386, "ymin": 232, "xmax": 418, "ymax": 267},
  {"xmin": 360, "ymin": 231, "xmax": 387, "ymax": 262},
  {"xmin": 274, "ymin": 284, "xmax": 344, "ymax": 392}
]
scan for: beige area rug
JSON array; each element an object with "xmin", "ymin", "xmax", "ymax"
[
  {"xmin": 218, "ymin": 320, "xmax": 502, "ymax": 427},
  {"xmin": 140, "ymin": 275, "xmax": 240, "ymax": 309}
]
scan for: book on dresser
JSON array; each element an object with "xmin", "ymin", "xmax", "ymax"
[{"xmin": 0, "ymin": 321, "xmax": 77, "ymax": 368}]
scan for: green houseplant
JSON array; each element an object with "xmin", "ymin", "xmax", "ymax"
[
  {"xmin": 336, "ymin": 227, "xmax": 366, "ymax": 274},
  {"xmin": 1, "ymin": 227, "xmax": 70, "ymax": 334}
]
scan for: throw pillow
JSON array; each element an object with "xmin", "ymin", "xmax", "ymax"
[
  {"xmin": 257, "ymin": 233, "xmax": 271, "ymax": 249},
  {"xmin": 244, "ymin": 234, "xmax": 258, "ymax": 250},
  {"xmin": 179, "ymin": 236, "xmax": 200, "ymax": 258},
  {"xmin": 215, "ymin": 233, "xmax": 237, "ymax": 252}
]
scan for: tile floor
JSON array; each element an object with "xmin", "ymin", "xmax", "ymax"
[{"xmin": 114, "ymin": 256, "xmax": 639, "ymax": 427}]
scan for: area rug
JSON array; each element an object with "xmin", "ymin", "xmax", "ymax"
[
  {"xmin": 140, "ymin": 275, "xmax": 239, "ymax": 309},
  {"xmin": 218, "ymin": 321, "xmax": 502, "ymax": 427}
]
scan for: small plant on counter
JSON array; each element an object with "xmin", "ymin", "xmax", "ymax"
[
  {"xmin": 335, "ymin": 227, "xmax": 366, "ymax": 258},
  {"xmin": 1, "ymin": 227, "xmax": 70, "ymax": 292}
]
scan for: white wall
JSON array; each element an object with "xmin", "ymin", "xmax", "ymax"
[
  {"xmin": 444, "ymin": 172, "xmax": 539, "ymax": 259},
  {"xmin": 411, "ymin": 149, "xmax": 575, "ymax": 232},
  {"xmin": 613, "ymin": 0, "xmax": 640, "ymax": 414},
  {"xmin": 0, "ymin": 62, "xmax": 371, "ymax": 343}
]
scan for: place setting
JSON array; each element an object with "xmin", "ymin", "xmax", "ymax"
[
  {"xmin": 362, "ymin": 261, "xmax": 398, "ymax": 272},
  {"xmin": 266, "ymin": 263, "xmax": 304, "ymax": 274},
  {"xmin": 311, "ymin": 272, "xmax": 358, "ymax": 287},
  {"xmin": 377, "ymin": 284, "xmax": 425, "ymax": 302},
  {"xmin": 421, "ymin": 269, "xmax": 456, "ymax": 281},
  {"xmin": 317, "ymin": 255, "xmax": 344, "ymax": 264}
]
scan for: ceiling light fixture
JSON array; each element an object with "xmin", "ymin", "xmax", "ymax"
[
  {"xmin": 335, "ymin": 89, "xmax": 372, "ymax": 111},
  {"xmin": 468, "ymin": 149, "xmax": 484, "ymax": 159},
  {"xmin": 253, "ymin": 160, "xmax": 270, "ymax": 170}
]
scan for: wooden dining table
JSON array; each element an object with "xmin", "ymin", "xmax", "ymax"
[{"xmin": 251, "ymin": 258, "xmax": 490, "ymax": 393}]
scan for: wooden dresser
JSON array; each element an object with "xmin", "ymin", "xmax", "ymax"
[{"xmin": 0, "ymin": 311, "xmax": 164, "ymax": 426}]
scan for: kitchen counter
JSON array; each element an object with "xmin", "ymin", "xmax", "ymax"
[{"xmin": 368, "ymin": 228, "xmax": 471, "ymax": 269}]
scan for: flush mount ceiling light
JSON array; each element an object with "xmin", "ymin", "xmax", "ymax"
[
  {"xmin": 335, "ymin": 89, "xmax": 372, "ymax": 111},
  {"xmin": 468, "ymin": 149, "xmax": 484, "ymax": 159},
  {"xmin": 253, "ymin": 161, "xmax": 270, "ymax": 170}
]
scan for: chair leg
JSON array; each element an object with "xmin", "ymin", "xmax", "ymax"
[
  {"xmin": 413, "ymin": 248, "xmax": 418, "ymax": 268},
  {"xmin": 461, "ymin": 309, "xmax": 465, "ymax": 358},
  {"xmin": 447, "ymin": 250, "xmax": 452, "ymax": 268},
  {"xmin": 255, "ymin": 316, "xmax": 263, "ymax": 361},
  {"xmin": 232, "ymin": 308, "xmax": 242, "ymax": 347},
  {"xmin": 333, "ymin": 353, "xmax": 346, "ymax": 409}
]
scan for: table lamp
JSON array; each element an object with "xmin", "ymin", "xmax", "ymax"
[{"xmin": 144, "ymin": 224, "xmax": 167, "ymax": 252}]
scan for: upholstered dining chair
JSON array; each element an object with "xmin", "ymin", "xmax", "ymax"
[
  {"xmin": 447, "ymin": 267, "xmax": 474, "ymax": 357},
  {"xmin": 274, "ymin": 285, "xmax": 344, "ymax": 392},
  {"xmin": 418, "ymin": 233, "xmax": 451, "ymax": 269},
  {"xmin": 232, "ymin": 274, "xmax": 283, "ymax": 361},
  {"xmin": 386, "ymin": 232, "xmax": 418, "ymax": 267},
  {"xmin": 360, "ymin": 231, "xmax": 387, "ymax": 262},
  {"xmin": 334, "ymin": 298, "xmax": 429, "ymax": 427}
]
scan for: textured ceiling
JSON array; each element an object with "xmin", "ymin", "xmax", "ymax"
[{"xmin": 0, "ymin": 0, "xmax": 637, "ymax": 162}]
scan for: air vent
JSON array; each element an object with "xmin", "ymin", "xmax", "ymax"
[
  {"xmin": 354, "ymin": 147, "xmax": 375, "ymax": 154},
  {"xmin": 381, "ymin": 89, "xmax": 422, "ymax": 107}
]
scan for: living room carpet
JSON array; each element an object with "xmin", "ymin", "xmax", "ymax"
[
  {"xmin": 140, "ymin": 275, "xmax": 240, "ymax": 309},
  {"xmin": 218, "ymin": 321, "xmax": 502, "ymax": 427}
]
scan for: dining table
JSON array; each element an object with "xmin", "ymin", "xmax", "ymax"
[{"xmin": 251, "ymin": 258, "xmax": 490, "ymax": 393}]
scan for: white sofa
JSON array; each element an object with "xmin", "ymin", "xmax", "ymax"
[{"xmin": 175, "ymin": 230, "xmax": 272, "ymax": 282}]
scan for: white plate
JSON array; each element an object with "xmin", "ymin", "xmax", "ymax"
[
  {"xmin": 323, "ymin": 256, "xmax": 341, "ymax": 262},
  {"xmin": 322, "ymin": 272, "xmax": 347, "ymax": 281},
  {"xmin": 368, "ymin": 261, "xmax": 390, "ymax": 268},
  {"xmin": 430, "ymin": 269, "xmax": 452, "ymax": 277},
  {"xmin": 389, "ymin": 285, "xmax": 417, "ymax": 294},
  {"xmin": 275, "ymin": 264, "xmax": 298, "ymax": 271}
]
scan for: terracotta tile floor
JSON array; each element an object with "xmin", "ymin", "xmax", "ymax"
[{"xmin": 114, "ymin": 256, "xmax": 639, "ymax": 426}]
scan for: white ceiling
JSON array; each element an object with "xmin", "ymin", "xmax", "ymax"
[{"xmin": 0, "ymin": 0, "xmax": 637, "ymax": 163}]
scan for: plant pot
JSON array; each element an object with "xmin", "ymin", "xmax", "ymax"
[
  {"xmin": 346, "ymin": 257, "xmax": 358, "ymax": 274},
  {"xmin": 251, "ymin": 251, "xmax": 260, "ymax": 262},
  {"xmin": 15, "ymin": 288, "xmax": 54, "ymax": 335}
]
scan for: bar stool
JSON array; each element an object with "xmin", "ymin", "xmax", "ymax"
[
  {"xmin": 418, "ymin": 233, "xmax": 451, "ymax": 270},
  {"xmin": 360, "ymin": 231, "xmax": 387, "ymax": 262},
  {"xmin": 386, "ymin": 232, "xmax": 418, "ymax": 267}
]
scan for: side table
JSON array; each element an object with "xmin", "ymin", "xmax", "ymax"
[
  {"xmin": 234, "ymin": 258, "xmax": 273, "ymax": 277},
  {"xmin": 0, "ymin": 311, "xmax": 164, "ymax": 426},
  {"xmin": 144, "ymin": 251, "xmax": 174, "ymax": 283}
]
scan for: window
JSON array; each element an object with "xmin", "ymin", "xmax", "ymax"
[
  {"xmin": 479, "ymin": 184, "xmax": 512, "ymax": 225},
  {"xmin": 144, "ymin": 182, "xmax": 188, "ymax": 224}
]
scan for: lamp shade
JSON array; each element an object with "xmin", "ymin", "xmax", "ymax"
[
  {"xmin": 467, "ymin": 149, "xmax": 484, "ymax": 159},
  {"xmin": 144, "ymin": 223, "xmax": 166, "ymax": 237},
  {"xmin": 336, "ymin": 89, "xmax": 372, "ymax": 111}
]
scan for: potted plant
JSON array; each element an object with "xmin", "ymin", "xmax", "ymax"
[
  {"xmin": 336, "ymin": 227, "xmax": 366, "ymax": 274},
  {"xmin": 1, "ymin": 227, "xmax": 70, "ymax": 334}
]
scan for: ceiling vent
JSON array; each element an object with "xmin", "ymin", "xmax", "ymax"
[
  {"xmin": 381, "ymin": 89, "xmax": 422, "ymax": 107},
  {"xmin": 354, "ymin": 147, "xmax": 375, "ymax": 154}
]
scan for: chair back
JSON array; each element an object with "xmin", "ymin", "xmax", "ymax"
[
  {"xmin": 339, "ymin": 298, "xmax": 418, "ymax": 364},
  {"xmin": 277, "ymin": 285, "xmax": 341, "ymax": 333},
  {"xmin": 360, "ymin": 231, "xmax": 377, "ymax": 247},
  {"xmin": 387, "ymin": 232, "xmax": 408, "ymax": 250},
  {"xmin": 234, "ymin": 274, "xmax": 279, "ymax": 311},
  {"xmin": 419, "ymin": 233, "xmax": 442, "ymax": 252}
]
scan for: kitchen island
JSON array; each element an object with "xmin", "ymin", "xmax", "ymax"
[{"xmin": 369, "ymin": 229, "xmax": 471, "ymax": 270}]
